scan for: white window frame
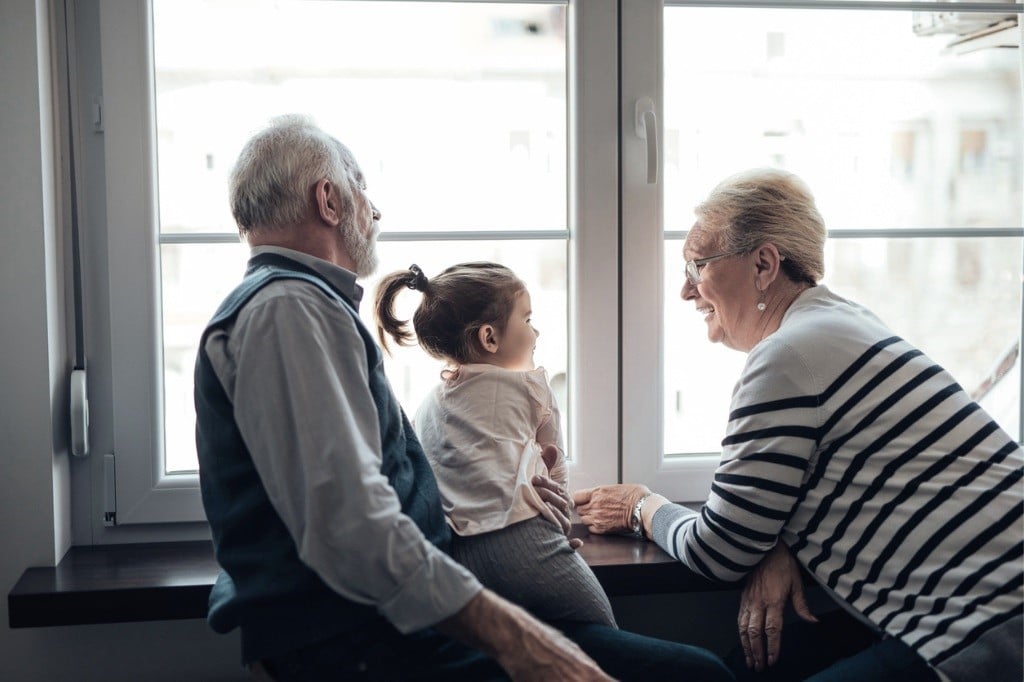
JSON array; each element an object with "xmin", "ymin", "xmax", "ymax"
[
  {"xmin": 77, "ymin": 0, "xmax": 1024, "ymax": 534},
  {"xmin": 86, "ymin": 0, "xmax": 621, "ymax": 531},
  {"xmin": 620, "ymin": 0, "xmax": 726, "ymax": 501},
  {"xmin": 99, "ymin": 0, "xmax": 203, "ymax": 525},
  {"xmin": 620, "ymin": 0, "xmax": 1024, "ymax": 502}
]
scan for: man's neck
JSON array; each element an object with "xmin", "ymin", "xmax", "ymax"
[{"xmin": 246, "ymin": 222, "xmax": 356, "ymax": 272}]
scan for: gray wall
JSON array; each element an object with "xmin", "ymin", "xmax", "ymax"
[
  {"xmin": 0, "ymin": 1, "xmax": 246, "ymax": 680},
  {"xmin": 0, "ymin": 2, "xmax": 744, "ymax": 680}
]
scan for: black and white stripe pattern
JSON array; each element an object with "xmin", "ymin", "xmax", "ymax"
[{"xmin": 652, "ymin": 285, "xmax": 1023, "ymax": 679}]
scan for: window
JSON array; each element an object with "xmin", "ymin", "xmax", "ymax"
[
  {"xmin": 622, "ymin": 1, "xmax": 1022, "ymax": 498},
  {"xmin": 86, "ymin": 0, "xmax": 618, "ymax": 531},
  {"xmin": 78, "ymin": 0, "xmax": 1021, "ymax": 533},
  {"xmin": 152, "ymin": 1, "xmax": 572, "ymax": 476}
]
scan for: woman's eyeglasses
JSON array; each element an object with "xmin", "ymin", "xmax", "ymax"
[{"xmin": 684, "ymin": 250, "xmax": 746, "ymax": 286}]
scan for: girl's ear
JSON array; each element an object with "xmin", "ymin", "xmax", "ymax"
[{"xmin": 477, "ymin": 324, "xmax": 500, "ymax": 355}]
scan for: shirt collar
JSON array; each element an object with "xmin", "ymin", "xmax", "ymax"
[{"xmin": 250, "ymin": 245, "xmax": 364, "ymax": 307}]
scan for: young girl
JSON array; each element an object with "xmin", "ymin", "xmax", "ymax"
[{"xmin": 374, "ymin": 261, "xmax": 616, "ymax": 627}]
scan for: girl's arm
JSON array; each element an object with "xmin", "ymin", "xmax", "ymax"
[{"xmin": 536, "ymin": 386, "xmax": 568, "ymax": 487}]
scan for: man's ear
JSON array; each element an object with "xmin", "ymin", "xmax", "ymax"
[
  {"xmin": 477, "ymin": 324, "xmax": 500, "ymax": 355},
  {"xmin": 314, "ymin": 178, "xmax": 342, "ymax": 227}
]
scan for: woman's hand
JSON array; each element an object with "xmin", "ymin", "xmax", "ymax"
[
  {"xmin": 738, "ymin": 542, "xmax": 817, "ymax": 672},
  {"xmin": 572, "ymin": 484, "xmax": 651, "ymax": 535}
]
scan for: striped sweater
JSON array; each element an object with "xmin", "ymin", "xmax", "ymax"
[{"xmin": 653, "ymin": 284, "xmax": 1023, "ymax": 681}]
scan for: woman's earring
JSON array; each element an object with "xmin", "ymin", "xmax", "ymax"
[{"xmin": 756, "ymin": 287, "xmax": 767, "ymax": 312}]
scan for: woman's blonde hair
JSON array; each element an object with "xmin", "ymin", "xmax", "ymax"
[{"xmin": 695, "ymin": 168, "xmax": 826, "ymax": 285}]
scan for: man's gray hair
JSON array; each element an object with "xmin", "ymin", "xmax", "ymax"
[
  {"xmin": 695, "ymin": 168, "xmax": 827, "ymax": 285},
  {"xmin": 228, "ymin": 114, "xmax": 359, "ymax": 236}
]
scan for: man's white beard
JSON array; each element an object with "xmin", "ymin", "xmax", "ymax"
[{"xmin": 346, "ymin": 221, "xmax": 379, "ymax": 278}]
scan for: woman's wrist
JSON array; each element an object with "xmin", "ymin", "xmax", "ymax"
[{"xmin": 640, "ymin": 494, "xmax": 671, "ymax": 540}]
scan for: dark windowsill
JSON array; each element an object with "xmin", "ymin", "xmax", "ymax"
[{"xmin": 8, "ymin": 525, "xmax": 735, "ymax": 629}]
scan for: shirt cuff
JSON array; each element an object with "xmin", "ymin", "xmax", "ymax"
[
  {"xmin": 651, "ymin": 502, "xmax": 698, "ymax": 553},
  {"xmin": 377, "ymin": 545, "xmax": 483, "ymax": 634}
]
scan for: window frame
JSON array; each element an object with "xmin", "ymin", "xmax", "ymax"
[
  {"xmin": 85, "ymin": 0, "xmax": 621, "ymax": 532},
  {"xmin": 620, "ymin": 0, "xmax": 1024, "ymax": 501},
  {"xmin": 76, "ymin": 0, "xmax": 1023, "ymax": 535},
  {"xmin": 100, "ymin": 0, "xmax": 204, "ymax": 525}
]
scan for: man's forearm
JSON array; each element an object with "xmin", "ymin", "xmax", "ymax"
[
  {"xmin": 435, "ymin": 589, "xmax": 611, "ymax": 681},
  {"xmin": 436, "ymin": 589, "xmax": 539, "ymax": 660}
]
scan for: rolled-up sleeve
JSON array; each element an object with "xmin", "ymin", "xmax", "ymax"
[{"xmin": 207, "ymin": 281, "xmax": 481, "ymax": 632}]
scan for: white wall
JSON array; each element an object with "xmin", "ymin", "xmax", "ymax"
[{"xmin": 0, "ymin": 2, "xmax": 245, "ymax": 680}]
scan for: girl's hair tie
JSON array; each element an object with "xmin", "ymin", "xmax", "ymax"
[{"xmin": 407, "ymin": 264, "xmax": 429, "ymax": 291}]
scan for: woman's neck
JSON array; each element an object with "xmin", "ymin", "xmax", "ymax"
[{"xmin": 752, "ymin": 279, "xmax": 812, "ymax": 349}]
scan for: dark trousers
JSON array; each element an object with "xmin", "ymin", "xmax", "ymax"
[
  {"xmin": 263, "ymin": 618, "xmax": 735, "ymax": 681},
  {"xmin": 726, "ymin": 609, "xmax": 938, "ymax": 682}
]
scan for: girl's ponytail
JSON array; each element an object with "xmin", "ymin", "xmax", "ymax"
[
  {"xmin": 374, "ymin": 264, "xmax": 428, "ymax": 353},
  {"xmin": 375, "ymin": 260, "xmax": 523, "ymax": 364}
]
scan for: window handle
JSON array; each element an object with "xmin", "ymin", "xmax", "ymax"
[{"xmin": 635, "ymin": 96, "xmax": 659, "ymax": 184}]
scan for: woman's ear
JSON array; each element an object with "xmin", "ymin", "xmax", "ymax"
[
  {"xmin": 754, "ymin": 242, "xmax": 783, "ymax": 287},
  {"xmin": 477, "ymin": 324, "xmax": 500, "ymax": 355}
]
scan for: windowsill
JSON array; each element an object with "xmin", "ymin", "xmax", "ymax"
[{"xmin": 8, "ymin": 525, "xmax": 734, "ymax": 628}]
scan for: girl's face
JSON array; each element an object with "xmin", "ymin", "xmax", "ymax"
[{"xmin": 489, "ymin": 289, "xmax": 540, "ymax": 371}]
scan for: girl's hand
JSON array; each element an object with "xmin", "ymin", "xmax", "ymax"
[{"xmin": 573, "ymin": 484, "xmax": 651, "ymax": 535}]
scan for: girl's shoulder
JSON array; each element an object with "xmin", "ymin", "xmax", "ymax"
[
  {"xmin": 448, "ymin": 363, "xmax": 545, "ymax": 381},
  {"xmin": 523, "ymin": 367, "xmax": 554, "ymax": 407},
  {"xmin": 446, "ymin": 364, "xmax": 552, "ymax": 401},
  {"xmin": 441, "ymin": 363, "xmax": 519, "ymax": 390}
]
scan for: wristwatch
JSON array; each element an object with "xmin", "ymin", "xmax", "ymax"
[{"xmin": 630, "ymin": 493, "xmax": 652, "ymax": 539}]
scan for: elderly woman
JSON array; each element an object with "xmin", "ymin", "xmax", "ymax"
[{"xmin": 575, "ymin": 169, "xmax": 1023, "ymax": 682}]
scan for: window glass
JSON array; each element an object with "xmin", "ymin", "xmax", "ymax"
[
  {"xmin": 364, "ymin": 239, "xmax": 569, "ymax": 432},
  {"xmin": 662, "ymin": 7, "xmax": 1022, "ymax": 454},
  {"xmin": 160, "ymin": 241, "xmax": 249, "ymax": 473},
  {"xmin": 152, "ymin": 1, "xmax": 569, "ymax": 475},
  {"xmin": 153, "ymin": 0, "xmax": 567, "ymax": 234},
  {"xmin": 662, "ymin": 7, "xmax": 1021, "ymax": 232},
  {"xmin": 160, "ymin": 239, "xmax": 568, "ymax": 474},
  {"xmin": 825, "ymin": 236, "xmax": 1022, "ymax": 440},
  {"xmin": 663, "ymin": 237, "xmax": 1023, "ymax": 454}
]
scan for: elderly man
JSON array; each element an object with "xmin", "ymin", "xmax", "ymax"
[{"xmin": 194, "ymin": 115, "xmax": 732, "ymax": 681}]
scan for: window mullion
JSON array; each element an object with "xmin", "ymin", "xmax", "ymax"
[
  {"xmin": 565, "ymin": 0, "xmax": 621, "ymax": 490},
  {"xmin": 621, "ymin": 0, "xmax": 697, "ymax": 494}
]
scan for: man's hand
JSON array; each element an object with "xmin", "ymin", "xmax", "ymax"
[
  {"xmin": 738, "ymin": 542, "xmax": 817, "ymax": 672},
  {"xmin": 438, "ymin": 590, "xmax": 615, "ymax": 681},
  {"xmin": 532, "ymin": 445, "xmax": 582, "ymax": 549},
  {"xmin": 572, "ymin": 484, "xmax": 650, "ymax": 535}
]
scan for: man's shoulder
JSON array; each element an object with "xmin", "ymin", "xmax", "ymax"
[
  {"xmin": 228, "ymin": 277, "xmax": 365, "ymax": 350},
  {"xmin": 237, "ymin": 277, "xmax": 352, "ymax": 317},
  {"xmin": 248, "ymin": 273, "xmax": 339, "ymax": 301}
]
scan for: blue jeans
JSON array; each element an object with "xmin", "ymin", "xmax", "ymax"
[
  {"xmin": 804, "ymin": 637, "xmax": 938, "ymax": 682},
  {"xmin": 264, "ymin": 618, "xmax": 735, "ymax": 681}
]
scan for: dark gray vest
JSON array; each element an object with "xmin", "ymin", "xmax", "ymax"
[{"xmin": 194, "ymin": 252, "xmax": 449, "ymax": 663}]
